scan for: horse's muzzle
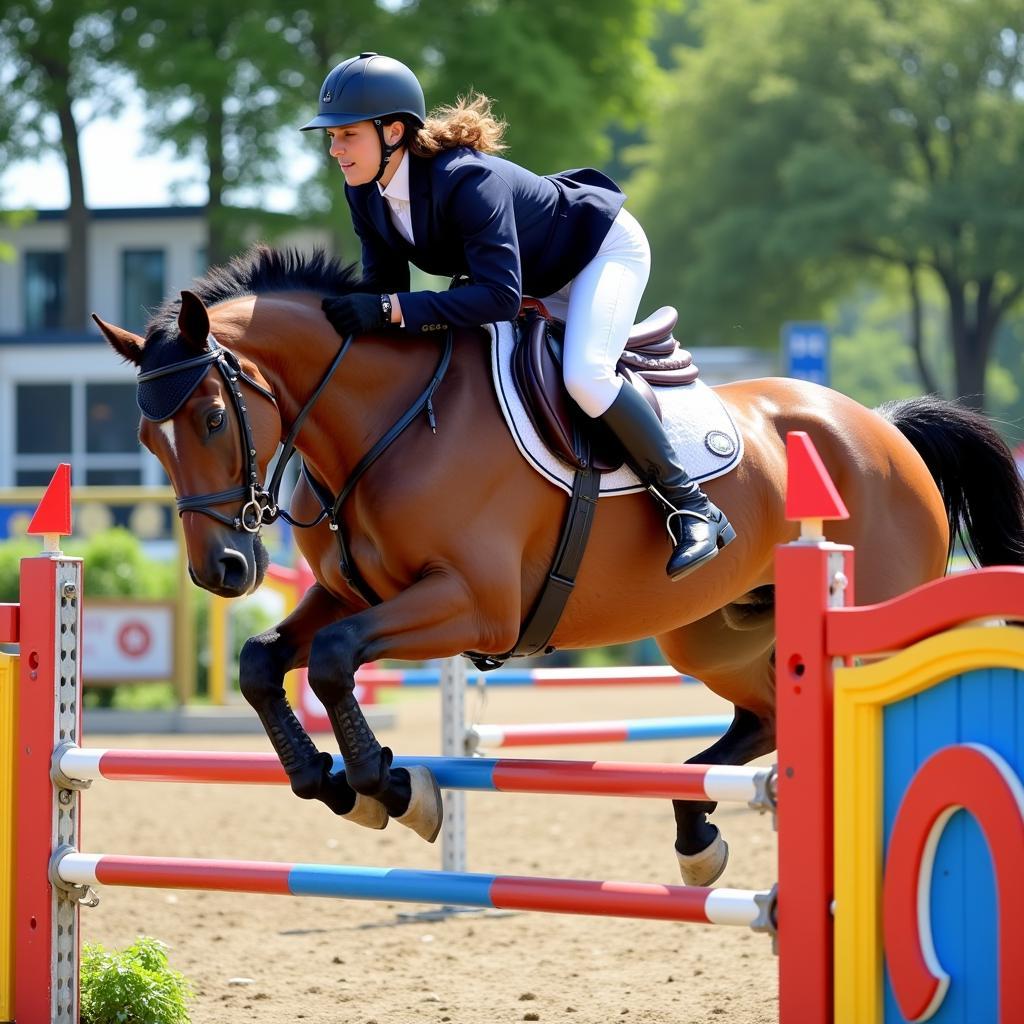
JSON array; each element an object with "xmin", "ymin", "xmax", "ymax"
[{"xmin": 189, "ymin": 533, "xmax": 268, "ymax": 597}]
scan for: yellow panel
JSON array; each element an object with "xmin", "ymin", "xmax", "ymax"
[
  {"xmin": 0, "ymin": 653, "xmax": 17, "ymax": 1022},
  {"xmin": 209, "ymin": 596, "xmax": 229, "ymax": 705},
  {"xmin": 833, "ymin": 627, "xmax": 1024, "ymax": 1024}
]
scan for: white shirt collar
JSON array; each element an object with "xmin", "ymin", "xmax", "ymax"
[{"xmin": 377, "ymin": 148, "xmax": 410, "ymax": 203}]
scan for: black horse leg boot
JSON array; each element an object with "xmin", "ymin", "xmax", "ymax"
[{"xmin": 599, "ymin": 382, "xmax": 736, "ymax": 580}]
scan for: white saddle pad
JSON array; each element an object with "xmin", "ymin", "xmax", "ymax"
[{"xmin": 488, "ymin": 321, "xmax": 743, "ymax": 497}]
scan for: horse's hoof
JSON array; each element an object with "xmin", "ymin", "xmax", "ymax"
[
  {"xmin": 394, "ymin": 765, "xmax": 444, "ymax": 843},
  {"xmin": 676, "ymin": 827, "xmax": 729, "ymax": 886},
  {"xmin": 342, "ymin": 792, "xmax": 389, "ymax": 830}
]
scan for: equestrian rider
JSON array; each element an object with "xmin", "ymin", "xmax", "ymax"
[{"xmin": 301, "ymin": 52, "xmax": 735, "ymax": 580}]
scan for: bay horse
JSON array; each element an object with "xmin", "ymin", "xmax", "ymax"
[{"xmin": 94, "ymin": 246, "xmax": 1024, "ymax": 885}]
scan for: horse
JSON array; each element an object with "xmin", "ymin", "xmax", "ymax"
[{"xmin": 93, "ymin": 245, "xmax": 1024, "ymax": 885}]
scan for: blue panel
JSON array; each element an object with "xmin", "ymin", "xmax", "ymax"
[
  {"xmin": 881, "ymin": 665, "xmax": 1022, "ymax": 1023},
  {"xmin": 289, "ymin": 864, "xmax": 495, "ymax": 906},
  {"xmin": 989, "ymin": 666, "xmax": 1019, "ymax": 766},
  {"xmin": 626, "ymin": 715, "xmax": 731, "ymax": 741}
]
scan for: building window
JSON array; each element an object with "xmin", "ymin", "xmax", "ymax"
[
  {"xmin": 12, "ymin": 381, "xmax": 146, "ymax": 486},
  {"xmin": 122, "ymin": 249, "xmax": 165, "ymax": 332},
  {"xmin": 17, "ymin": 383, "xmax": 71, "ymax": 455},
  {"xmin": 86, "ymin": 382, "xmax": 140, "ymax": 454},
  {"xmin": 24, "ymin": 251, "xmax": 66, "ymax": 331}
]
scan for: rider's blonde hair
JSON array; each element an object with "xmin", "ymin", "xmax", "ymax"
[{"xmin": 408, "ymin": 92, "xmax": 507, "ymax": 156}]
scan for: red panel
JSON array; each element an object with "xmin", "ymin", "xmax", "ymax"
[
  {"xmin": 499, "ymin": 726, "xmax": 629, "ymax": 746},
  {"xmin": 492, "ymin": 876, "xmax": 712, "ymax": 922},
  {"xmin": 0, "ymin": 603, "xmax": 18, "ymax": 643},
  {"xmin": 26, "ymin": 463, "xmax": 72, "ymax": 536},
  {"xmin": 785, "ymin": 431, "xmax": 850, "ymax": 522},
  {"xmin": 100, "ymin": 749, "xmax": 286, "ymax": 784},
  {"xmin": 492, "ymin": 759, "xmax": 710, "ymax": 799},
  {"xmin": 95, "ymin": 855, "xmax": 292, "ymax": 895},
  {"xmin": 827, "ymin": 567, "xmax": 1024, "ymax": 656},
  {"xmin": 883, "ymin": 745, "xmax": 1024, "ymax": 1024},
  {"xmin": 776, "ymin": 541, "xmax": 852, "ymax": 1024}
]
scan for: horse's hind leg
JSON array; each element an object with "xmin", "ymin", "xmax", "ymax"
[
  {"xmin": 657, "ymin": 606, "xmax": 776, "ymax": 885},
  {"xmin": 239, "ymin": 583, "xmax": 386, "ymax": 828},
  {"xmin": 673, "ymin": 701, "xmax": 775, "ymax": 884},
  {"xmin": 307, "ymin": 570, "xmax": 511, "ymax": 843}
]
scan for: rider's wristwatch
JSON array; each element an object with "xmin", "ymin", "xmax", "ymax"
[{"xmin": 380, "ymin": 293, "xmax": 393, "ymax": 324}]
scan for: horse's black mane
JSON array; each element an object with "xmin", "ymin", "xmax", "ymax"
[{"xmin": 145, "ymin": 243, "xmax": 361, "ymax": 344}]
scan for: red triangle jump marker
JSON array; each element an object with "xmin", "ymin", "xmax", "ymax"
[
  {"xmin": 785, "ymin": 432, "xmax": 849, "ymax": 530},
  {"xmin": 27, "ymin": 463, "xmax": 72, "ymax": 550}
]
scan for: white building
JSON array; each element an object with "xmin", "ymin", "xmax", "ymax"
[{"xmin": 0, "ymin": 207, "xmax": 330, "ymax": 488}]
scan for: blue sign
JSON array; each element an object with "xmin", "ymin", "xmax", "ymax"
[{"xmin": 781, "ymin": 321, "xmax": 830, "ymax": 386}]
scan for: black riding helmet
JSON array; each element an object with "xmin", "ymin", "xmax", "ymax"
[{"xmin": 301, "ymin": 52, "xmax": 426, "ymax": 183}]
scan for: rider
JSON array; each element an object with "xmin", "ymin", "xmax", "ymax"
[{"xmin": 301, "ymin": 52, "xmax": 734, "ymax": 580}]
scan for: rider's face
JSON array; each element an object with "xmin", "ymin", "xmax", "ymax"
[{"xmin": 325, "ymin": 120, "xmax": 404, "ymax": 187}]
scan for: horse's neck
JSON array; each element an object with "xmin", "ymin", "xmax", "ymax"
[{"xmin": 272, "ymin": 329, "xmax": 455, "ymax": 494}]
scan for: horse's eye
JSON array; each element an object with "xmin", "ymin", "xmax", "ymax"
[{"xmin": 207, "ymin": 410, "xmax": 226, "ymax": 434}]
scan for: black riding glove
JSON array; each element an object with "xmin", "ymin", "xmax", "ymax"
[{"xmin": 321, "ymin": 293, "xmax": 389, "ymax": 337}]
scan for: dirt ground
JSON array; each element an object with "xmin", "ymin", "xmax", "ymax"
[{"xmin": 80, "ymin": 683, "xmax": 778, "ymax": 1024}]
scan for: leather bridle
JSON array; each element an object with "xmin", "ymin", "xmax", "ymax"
[{"xmin": 137, "ymin": 333, "xmax": 352, "ymax": 533}]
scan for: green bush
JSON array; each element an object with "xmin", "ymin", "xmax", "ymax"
[
  {"xmin": 80, "ymin": 936, "xmax": 193, "ymax": 1024},
  {"xmin": 70, "ymin": 529, "xmax": 177, "ymax": 598},
  {"xmin": 0, "ymin": 529, "xmax": 177, "ymax": 602},
  {"xmin": 0, "ymin": 539, "xmax": 36, "ymax": 602}
]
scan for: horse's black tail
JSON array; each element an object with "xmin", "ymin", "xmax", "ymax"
[{"xmin": 877, "ymin": 395, "xmax": 1024, "ymax": 567}]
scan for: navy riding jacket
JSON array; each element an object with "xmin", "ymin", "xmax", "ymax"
[{"xmin": 344, "ymin": 147, "xmax": 626, "ymax": 335}]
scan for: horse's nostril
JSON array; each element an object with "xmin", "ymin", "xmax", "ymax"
[{"xmin": 218, "ymin": 549, "xmax": 251, "ymax": 592}]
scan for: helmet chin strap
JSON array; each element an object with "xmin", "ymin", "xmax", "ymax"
[{"xmin": 371, "ymin": 118, "xmax": 404, "ymax": 184}]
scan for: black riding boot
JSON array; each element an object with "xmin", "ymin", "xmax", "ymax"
[{"xmin": 600, "ymin": 382, "xmax": 736, "ymax": 580}]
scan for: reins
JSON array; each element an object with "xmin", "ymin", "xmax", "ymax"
[{"xmin": 138, "ymin": 327, "xmax": 454, "ymax": 581}]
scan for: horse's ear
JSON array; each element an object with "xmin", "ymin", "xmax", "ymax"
[
  {"xmin": 93, "ymin": 314, "xmax": 145, "ymax": 365},
  {"xmin": 178, "ymin": 290, "xmax": 210, "ymax": 349}
]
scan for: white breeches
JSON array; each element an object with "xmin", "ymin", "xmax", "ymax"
[{"xmin": 540, "ymin": 207, "xmax": 652, "ymax": 418}]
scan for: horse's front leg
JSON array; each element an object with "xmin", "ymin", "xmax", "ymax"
[
  {"xmin": 307, "ymin": 569, "xmax": 509, "ymax": 843},
  {"xmin": 238, "ymin": 582, "xmax": 387, "ymax": 829}
]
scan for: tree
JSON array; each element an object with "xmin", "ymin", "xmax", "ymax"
[
  {"xmin": 114, "ymin": 3, "xmax": 331, "ymax": 267},
  {"xmin": 287, "ymin": 0, "xmax": 666, "ymax": 263},
  {"xmin": 630, "ymin": 0, "xmax": 1024, "ymax": 409},
  {"xmin": 0, "ymin": 2, "xmax": 125, "ymax": 330},
  {"xmin": 409, "ymin": 0, "xmax": 662, "ymax": 171}
]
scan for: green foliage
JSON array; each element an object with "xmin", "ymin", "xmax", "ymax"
[
  {"xmin": 0, "ymin": 540, "xmax": 37, "ymax": 603},
  {"xmin": 65, "ymin": 528, "xmax": 177, "ymax": 599},
  {"xmin": 81, "ymin": 936, "xmax": 193, "ymax": 1024},
  {"xmin": 629, "ymin": 0, "xmax": 1024, "ymax": 404}
]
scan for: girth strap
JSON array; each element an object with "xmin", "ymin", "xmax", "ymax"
[{"xmin": 467, "ymin": 423, "xmax": 601, "ymax": 670}]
